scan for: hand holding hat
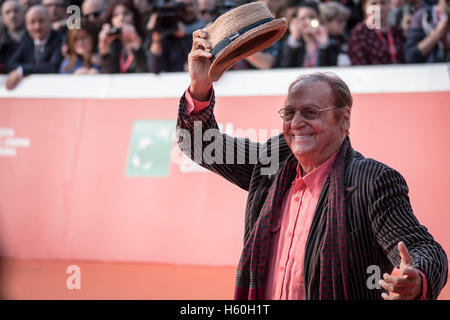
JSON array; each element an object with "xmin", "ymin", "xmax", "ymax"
[
  {"xmin": 187, "ymin": 1, "xmax": 287, "ymax": 90},
  {"xmin": 188, "ymin": 28, "xmax": 213, "ymax": 101}
]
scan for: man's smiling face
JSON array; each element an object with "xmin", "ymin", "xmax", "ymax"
[{"xmin": 283, "ymin": 80, "xmax": 347, "ymax": 169}]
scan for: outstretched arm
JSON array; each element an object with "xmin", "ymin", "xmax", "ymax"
[
  {"xmin": 176, "ymin": 28, "xmax": 261, "ymax": 191},
  {"xmin": 369, "ymin": 167, "xmax": 448, "ymax": 299}
]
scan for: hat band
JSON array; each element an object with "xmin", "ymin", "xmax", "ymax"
[{"xmin": 209, "ymin": 17, "xmax": 274, "ymax": 60}]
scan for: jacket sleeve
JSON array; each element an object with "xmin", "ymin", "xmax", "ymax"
[
  {"xmin": 101, "ymin": 40, "xmax": 120, "ymax": 74},
  {"xmin": 278, "ymin": 38, "xmax": 304, "ymax": 68},
  {"xmin": 21, "ymin": 45, "xmax": 63, "ymax": 75},
  {"xmin": 318, "ymin": 40, "xmax": 340, "ymax": 66},
  {"xmin": 130, "ymin": 46, "xmax": 149, "ymax": 73},
  {"xmin": 147, "ymin": 50, "xmax": 164, "ymax": 74},
  {"xmin": 176, "ymin": 91, "xmax": 261, "ymax": 191},
  {"xmin": 368, "ymin": 167, "xmax": 448, "ymax": 299},
  {"xmin": 404, "ymin": 27, "xmax": 428, "ymax": 63},
  {"xmin": 5, "ymin": 40, "xmax": 25, "ymax": 73}
]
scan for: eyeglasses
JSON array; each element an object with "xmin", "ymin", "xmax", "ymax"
[
  {"xmin": 199, "ymin": 9, "xmax": 214, "ymax": 16},
  {"xmin": 84, "ymin": 10, "xmax": 102, "ymax": 19},
  {"xmin": 278, "ymin": 105, "xmax": 337, "ymax": 121}
]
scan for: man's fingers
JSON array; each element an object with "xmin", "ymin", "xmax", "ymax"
[
  {"xmin": 398, "ymin": 241, "xmax": 413, "ymax": 266},
  {"xmin": 189, "ymin": 49, "xmax": 213, "ymax": 60},
  {"xmin": 193, "ymin": 37, "xmax": 211, "ymax": 50},
  {"xmin": 381, "ymin": 292, "xmax": 415, "ymax": 300},
  {"xmin": 379, "ymin": 279, "xmax": 414, "ymax": 293},
  {"xmin": 193, "ymin": 28, "xmax": 208, "ymax": 40},
  {"xmin": 379, "ymin": 280, "xmax": 416, "ymax": 295},
  {"xmin": 382, "ymin": 273, "xmax": 412, "ymax": 287}
]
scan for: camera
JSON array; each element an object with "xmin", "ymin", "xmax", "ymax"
[
  {"xmin": 153, "ymin": 0, "xmax": 186, "ymax": 36},
  {"xmin": 310, "ymin": 19, "xmax": 319, "ymax": 28},
  {"xmin": 108, "ymin": 26, "xmax": 122, "ymax": 35}
]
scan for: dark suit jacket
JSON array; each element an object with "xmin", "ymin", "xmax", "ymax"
[
  {"xmin": 176, "ymin": 92, "xmax": 448, "ymax": 300},
  {"xmin": 278, "ymin": 37, "xmax": 341, "ymax": 68},
  {"xmin": 6, "ymin": 30, "xmax": 63, "ymax": 75},
  {"xmin": 101, "ymin": 39, "xmax": 148, "ymax": 74}
]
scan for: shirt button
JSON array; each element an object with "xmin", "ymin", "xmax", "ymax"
[
  {"xmin": 279, "ymin": 266, "xmax": 284, "ymax": 272},
  {"xmin": 294, "ymin": 197, "xmax": 300, "ymax": 202},
  {"xmin": 287, "ymin": 232, "xmax": 292, "ymax": 237}
]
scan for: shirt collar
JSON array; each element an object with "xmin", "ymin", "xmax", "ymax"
[
  {"xmin": 34, "ymin": 36, "xmax": 49, "ymax": 48},
  {"xmin": 293, "ymin": 151, "xmax": 339, "ymax": 196}
]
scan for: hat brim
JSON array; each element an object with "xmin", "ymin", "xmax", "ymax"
[{"xmin": 208, "ymin": 18, "xmax": 287, "ymax": 82}]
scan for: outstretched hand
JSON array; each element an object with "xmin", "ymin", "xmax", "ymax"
[{"xmin": 379, "ymin": 241, "xmax": 423, "ymax": 300}]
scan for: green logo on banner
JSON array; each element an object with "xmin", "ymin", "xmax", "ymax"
[{"xmin": 126, "ymin": 120, "xmax": 175, "ymax": 177}]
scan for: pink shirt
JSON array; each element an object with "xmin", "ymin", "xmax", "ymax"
[
  {"xmin": 184, "ymin": 87, "xmax": 429, "ymax": 300},
  {"xmin": 263, "ymin": 152, "xmax": 338, "ymax": 300}
]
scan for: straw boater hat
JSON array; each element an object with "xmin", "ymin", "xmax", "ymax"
[{"xmin": 206, "ymin": 2, "xmax": 287, "ymax": 82}]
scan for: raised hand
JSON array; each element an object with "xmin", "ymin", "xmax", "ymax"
[
  {"xmin": 313, "ymin": 25, "xmax": 329, "ymax": 47},
  {"xmin": 98, "ymin": 23, "xmax": 118, "ymax": 55},
  {"xmin": 187, "ymin": 28, "xmax": 213, "ymax": 101},
  {"xmin": 379, "ymin": 241, "xmax": 423, "ymax": 300},
  {"xmin": 121, "ymin": 24, "xmax": 142, "ymax": 50}
]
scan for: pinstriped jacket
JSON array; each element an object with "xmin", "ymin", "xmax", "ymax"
[{"xmin": 176, "ymin": 92, "xmax": 448, "ymax": 300}]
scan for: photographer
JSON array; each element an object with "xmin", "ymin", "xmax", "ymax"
[
  {"xmin": 279, "ymin": 1, "xmax": 341, "ymax": 67},
  {"xmin": 99, "ymin": 0, "xmax": 149, "ymax": 73},
  {"xmin": 147, "ymin": 0, "xmax": 204, "ymax": 73},
  {"xmin": 348, "ymin": 0, "xmax": 406, "ymax": 65},
  {"xmin": 404, "ymin": 0, "xmax": 449, "ymax": 63}
]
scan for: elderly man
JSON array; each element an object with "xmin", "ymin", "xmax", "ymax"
[
  {"xmin": 82, "ymin": 0, "xmax": 107, "ymax": 27},
  {"xmin": 176, "ymin": 29, "xmax": 448, "ymax": 300},
  {"xmin": 5, "ymin": 5, "xmax": 63, "ymax": 90}
]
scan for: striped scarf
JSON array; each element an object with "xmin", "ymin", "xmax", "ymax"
[{"xmin": 234, "ymin": 137, "xmax": 351, "ymax": 300}]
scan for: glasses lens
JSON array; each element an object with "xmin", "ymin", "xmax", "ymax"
[
  {"xmin": 279, "ymin": 108, "xmax": 294, "ymax": 121},
  {"xmin": 300, "ymin": 107, "xmax": 319, "ymax": 120}
]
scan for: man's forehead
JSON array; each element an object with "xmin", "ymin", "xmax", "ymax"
[
  {"xmin": 286, "ymin": 80, "xmax": 334, "ymax": 105},
  {"xmin": 2, "ymin": 1, "xmax": 20, "ymax": 12},
  {"xmin": 289, "ymin": 78, "xmax": 332, "ymax": 93},
  {"xmin": 26, "ymin": 7, "xmax": 48, "ymax": 20},
  {"xmin": 83, "ymin": 0, "xmax": 103, "ymax": 10}
]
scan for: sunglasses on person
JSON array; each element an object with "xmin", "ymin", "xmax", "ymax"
[
  {"xmin": 84, "ymin": 10, "xmax": 102, "ymax": 19},
  {"xmin": 278, "ymin": 105, "xmax": 337, "ymax": 121},
  {"xmin": 199, "ymin": 9, "xmax": 214, "ymax": 16}
]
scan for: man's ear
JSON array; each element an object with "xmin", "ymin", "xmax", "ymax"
[{"xmin": 341, "ymin": 106, "xmax": 351, "ymax": 132}]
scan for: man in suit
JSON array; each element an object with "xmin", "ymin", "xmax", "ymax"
[
  {"xmin": 0, "ymin": 0, "xmax": 26, "ymax": 73},
  {"xmin": 5, "ymin": 4, "xmax": 63, "ymax": 90},
  {"xmin": 1, "ymin": 0, "xmax": 26, "ymax": 46},
  {"xmin": 176, "ymin": 28, "xmax": 448, "ymax": 300}
]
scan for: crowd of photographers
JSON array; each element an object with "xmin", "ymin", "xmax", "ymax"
[{"xmin": 0, "ymin": 0, "xmax": 448, "ymax": 89}]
